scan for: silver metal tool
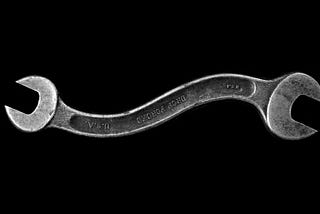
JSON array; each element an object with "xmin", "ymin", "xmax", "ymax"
[{"xmin": 5, "ymin": 73, "xmax": 320, "ymax": 140}]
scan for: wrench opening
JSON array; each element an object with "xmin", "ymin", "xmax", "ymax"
[
  {"xmin": 5, "ymin": 76, "xmax": 58, "ymax": 132},
  {"xmin": 267, "ymin": 73, "xmax": 320, "ymax": 140},
  {"xmin": 291, "ymin": 95, "xmax": 320, "ymax": 131}
]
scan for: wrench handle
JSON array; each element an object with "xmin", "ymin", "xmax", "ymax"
[{"xmin": 50, "ymin": 74, "xmax": 256, "ymax": 137}]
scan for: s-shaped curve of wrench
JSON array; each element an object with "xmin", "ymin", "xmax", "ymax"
[{"xmin": 5, "ymin": 73, "xmax": 320, "ymax": 140}]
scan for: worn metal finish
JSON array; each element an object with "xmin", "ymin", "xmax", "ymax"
[
  {"xmin": 5, "ymin": 76, "xmax": 57, "ymax": 132},
  {"xmin": 5, "ymin": 73, "xmax": 320, "ymax": 140}
]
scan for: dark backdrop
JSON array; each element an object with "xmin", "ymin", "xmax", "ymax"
[
  {"xmin": 1, "ymin": 7, "xmax": 320, "ymax": 206},
  {"xmin": 3, "ymin": 63, "xmax": 319, "ymax": 167}
]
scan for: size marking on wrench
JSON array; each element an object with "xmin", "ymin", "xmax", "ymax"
[{"xmin": 5, "ymin": 73, "xmax": 320, "ymax": 140}]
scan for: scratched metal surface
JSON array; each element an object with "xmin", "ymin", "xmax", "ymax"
[
  {"xmin": 49, "ymin": 75, "xmax": 256, "ymax": 136},
  {"xmin": 7, "ymin": 72, "xmax": 319, "ymax": 139}
]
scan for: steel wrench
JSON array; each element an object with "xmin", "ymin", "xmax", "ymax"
[{"xmin": 5, "ymin": 73, "xmax": 320, "ymax": 140}]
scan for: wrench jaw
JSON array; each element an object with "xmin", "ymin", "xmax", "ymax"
[
  {"xmin": 267, "ymin": 73, "xmax": 320, "ymax": 140},
  {"xmin": 267, "ymin": 105, "xmax": 317, "ymax": 140},
  {"xmin": 4, "ymin": 76, "xmax": 58, "ymax": 132}
]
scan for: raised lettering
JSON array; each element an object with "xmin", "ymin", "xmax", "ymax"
[
  {"xmin": 88, "ymin": 121, "xmax": 95, "ymax": 129},
  {"xmin": 87, "ymin": 121, "xmax": 110, "ymax": 131},
  {"xmin": 136, "ymin": 95, "xmax": 187, "ymax": 124}
]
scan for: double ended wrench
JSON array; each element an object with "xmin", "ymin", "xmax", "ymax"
[{"xmin": 5, "ymin": 72, "xmax": 320, "ymax": 140}]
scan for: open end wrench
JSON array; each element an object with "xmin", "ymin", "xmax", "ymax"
[{"xmin": 5, "ymin": 73, "xmax": 320, "ymax": 140}]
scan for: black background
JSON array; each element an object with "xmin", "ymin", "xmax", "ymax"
[
  {"xmin": 3, "ymin": 64, "xmax": 320, "ymax": 147},
  {"xmin": 1, "ymin": 4, "xmax": 320, "ymax": 206}
]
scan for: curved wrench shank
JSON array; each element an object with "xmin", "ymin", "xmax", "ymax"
[{"xmin": 49, "ymin": 74, "xmax": 259, "ymax": 137}]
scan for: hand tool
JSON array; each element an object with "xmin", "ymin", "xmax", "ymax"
[{"xmin": 5, "ymin": 72, "xmax": 320, "ymax": 140}]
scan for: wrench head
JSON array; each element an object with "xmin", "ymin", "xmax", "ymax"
[
  {"xmin": 5, "ymin": 76, "xmax": 58, "ymax": 132},
  {"xmin": 267, "ymin": 73, "xmax": 320, "ymax": 140}
]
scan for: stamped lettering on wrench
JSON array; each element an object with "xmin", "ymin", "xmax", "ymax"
[
  {"xmin": 168, "ymin": 95, "xmax": 187, "ymax": 110},
  {"xmin": 87, "ymin": 121, "xmax": 110, "ymax": 131},
  {"xmin": 226, "ymin": 83, "xmax": 242, "ymax": 91},
  {"xmin": 137, "ymin": 95, "xmax": 187, "ymax": 124},
  {"xmin": 137, "ymin": 105, "xmax": 166, "ymax": 124}
]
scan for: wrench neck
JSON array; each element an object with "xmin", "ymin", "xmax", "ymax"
[{"xmin": 49, "ymin": 74, "xmax": 261, "ymax": 137}]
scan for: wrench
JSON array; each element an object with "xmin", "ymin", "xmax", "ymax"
[{"xmin": 5, "ymin": 73, "xmax": 320, "ymax": 140}]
